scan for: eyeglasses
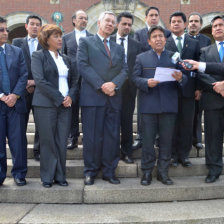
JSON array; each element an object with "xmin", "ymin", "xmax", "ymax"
[{"xmin": 0, "ymin": 28, "xmax": 9, "ymax": 33}]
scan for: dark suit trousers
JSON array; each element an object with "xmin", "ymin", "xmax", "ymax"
[
  {"xmin": 34, "ymin": 106, "xmax": 71, "ymax": 183},
  {"xmin": 25, "ymin": 91, "xmax": 40, "ymax": 152},
  {"xmin": 172, "ymin": 97, "xmax": 195, "ymax": 161},
  {"xmin": 81, "ymin": 103, "xmax": 120, "ymax": 178},
  {"xmin": 204, "ymin": 108, "xmax": 224, "ymax": 176},
  {"xmin": 136, "ymin": 90, "xmax": 142, "ymax": 140},
  {"xmin": 121, "ymin": 80, "xmax": 136, "ymax": 155},
  {"xmin": 0, "ymin": 102, "xmax": 27, "ymax": 183},
  {"xmin": 193, "ymin": 100, "xmax": 203, "ymax": 144},
  {"xmin": 141, "ymin": 113, "xmax": 176, "ymax": 175}
]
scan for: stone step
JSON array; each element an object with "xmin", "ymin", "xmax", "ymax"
[
  {"xmin": 6, "ymin": 144, "xmax": 208, "ymax": 159},
  {"xmin": 1, "ymin": 175, "xmax": 224, "ymax": 204},
  {"xmin": 3, "ymin": 199, "xmax": 224, "ymax": 224},
  {"xmin": 5, "ymin": 157, "xmax": 222, "ymax": 178}
]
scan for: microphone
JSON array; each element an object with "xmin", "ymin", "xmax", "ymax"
[{"xmin": 171, "ymin": 52, "xmax": 193, "ymax": 69}]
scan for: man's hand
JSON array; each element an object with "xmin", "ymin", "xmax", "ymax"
[
  {"xmin": 0, "ymin": 95, "xmax": 7, "ymax": 102},
  {"xmin": 213, "ymin": 81, "xmax": 224, "ymax": 96},
  {"xmin": 63, "ymin": 96, "xmax": 72, "ymax": 107},
  {"xmin": 101, "ymin": 82, "xmax": 116, "ymax": 96},
  {"xmin": 181, "ymin": 59, "xmax": 199, "ymax": 70},
  {"xmin": 195, "ymin": 90, "xmax": 201, "ymax": 101},
  {"xmin": 172, "ymin": 71, "xmax": 182, "ymax": 81},
  {"xmin": 26, "ymin": 80, "xmax": 35, "ymax": 93},
  {"xmin": 4, "ymin": 94, "xmax": 18, "ymax": 107},
  {"xmin": 147, "ymin": 78, "xmax": 159, "ymax": 88}
]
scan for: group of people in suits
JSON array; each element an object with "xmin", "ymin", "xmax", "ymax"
[{"xmin": 0, "ymin": 7, "xmax": 223, "ymax": 188}]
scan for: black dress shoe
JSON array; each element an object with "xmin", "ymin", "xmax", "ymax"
[
  {"xmin": 42, "ymin": 182, "xmax": 52, "ymax": 188},
  {"xmin": 170, "ymin": 159, "xmax": 178, "ymax": 167},
  {"xmin": 102, "ymin": 176, "xmax": 120, "ymax": 184},
  {"xmin": 33, "ymin": 152, "xmax": 40, "ymax": 161},
  {"xmin": 141, "ymin": 172, "xmax": 152, "ymax": 185},
  {"xmin": 205, "ymin": 175, "xmax": 219, "ymax": 183},
  {"xmin": 55, "ymin": 180, "xmax": 68, "ymax": 186},
  {"xmin": 84, "ymin": 176, "xmax": 94, "ymax": 185},
  {"xmin": 14, "ymin": 178, "xmax": 26, "ymax": 186},
  {"xmin": 67, "ymin": 137, "xmax": 78, "ymax": 150},
  {"xmin": 195, "ymin": 143, "xmax": 203, "ymax": 150},
  {"xmin": 121, "ymin": 154, "xmax": 134, "ymax": 164},
  {"xmin": 157, "ymin": 173, "xmax": 173, "ymax": 185},
  {"xmin": 179, "ymin": 158, "xmax": 192, "ymax": 167},
  {"xmin": 132, "ymin": 139, "xmax": 142, "ymax": 150}
]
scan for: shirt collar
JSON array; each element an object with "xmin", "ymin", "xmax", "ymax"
[
  {"xmin": 0, "ymin": 44, "xmax": 5, "ymax": 50},
  {"xmin": 116, "ymin": 33, "xmax": 128, "ymax": 41},
  {"xmin": 172, "ymin": 33, "xmax": 185, "ymax": 40},
  {"xmin": 97, "ymin": 33, "xmax": 110, "ymax": 42},
  {"xmin": 27, "ymin": 35, "xmax": 38, "ymax": 41},
  {"xmin": 75, "ymin": 28, "xmax": 86, "ymax": 34}
]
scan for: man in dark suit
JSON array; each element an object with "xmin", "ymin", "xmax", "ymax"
[
  {"xmin": 62, "ymin": 10, "xmax": 92, "ymax": 150},
  {"xmin": 111, "ymin": 12, "xmax": 141, "ymax": 164},
  {"xmin": 132, "ymin": 25, "xmax": 186, "ymax": 185},
  {"xmin": 0, "ymin": 17, "xmax": 28, "ymax": 186},
  {"xmin": 12, "ymin": 15, "xmax": 42, "ymax": 161},
  {"xmin": 165, "ymin": 11, "xmax": 200, "ymax": 167},
  {"xmin": 77, "ymin": 11, "xmax": 128, "ymax": 185},
  {"xmin": 133, "ymin": 6, "xmax": 171, "ymax": 150},
  {"xmin": 187, "ymin": 12, "xmax": 211, "ymax": 151}
]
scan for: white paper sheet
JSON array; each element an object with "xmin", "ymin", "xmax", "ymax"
[{"xmin": 154, "ymin": 67, "xmax": 180, "ymax": 82}]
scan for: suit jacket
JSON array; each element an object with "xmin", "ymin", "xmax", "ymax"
[
  {"xmin": 12, "ymin": 37, "xmax": 42, "ymax": 80},
  {"xmin": 77, "ymin": 35, "xmax": 128, "ymax": 110},
  {"xmin": 165, "ymin": 34, "xmax": 200, "ymax": 97},
  {"xmin": 199, "ymin": 44, "xmax": 224, "ymax": 110},
  {"xmin": 205, "ymin": 62, "xmax": 224, "ymax": 75},
  {"xmin": 132, "ymin": 49, "xmax": 186, "ymax": 114},
  {"xmin": 62, "ymin": 30, "xmax": 93, "ymax": 64},
  {"xmin": 187, "ymin": 33, "xmax": 211, "ymax": 50},
  {"xmin": 0, "ymin": 44, "xmax": 28, "ymax": 113},
  {"xmin": 134, "ymin": 27, "xmax": 171, "ymax": 52},
  {"xmin": 110, "ymin": 34, "xmax": 142, "ymax": 78},
  {"xmin": 31, "ymin": 49, "xmax": 78, "ymax": 108}
]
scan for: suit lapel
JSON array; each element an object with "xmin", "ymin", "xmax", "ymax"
[
  {"xmin": 94, "ymin": 35, "xmax": 109, "ymax": 58},
  {"xmin": 166, "ymin": 36, "xmax": 178, "ymax": 52},
  {"xmin": 182, "ymin": 35, "xmax": 191, "ymax": 57},
  {"xmin": 44, "ymin": 49, "xmax": 58, "ymax": 74},
  {"xmin": 73, "ymin": 30, "xmax": 78, "ymax": 48},
  {"xmin": 5, "ymin": 44, "xmax": 12, "ymax": 70},
  {"xmin": 23, "ymin": 37, "xmax": 30, "ymax": 58},
  {"xmin": 211, "ymin": 44, "xmax": 221, "ymax": 62}
]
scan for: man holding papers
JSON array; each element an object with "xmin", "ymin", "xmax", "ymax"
[{"xmin": 132, "ymin": 25, "xmax": 186, "ymax": 186}]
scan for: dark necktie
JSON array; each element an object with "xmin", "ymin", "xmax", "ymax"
[
  {"xmin": 103, "ymin": 38, "xmax": 112, "ymax": 66},
  {"xmin": 0, "ymin": 46, "xmax": 10, "ymax": 94},
  {"xmin": 176, "ymin": 36, "xmax": 182, "ymax": 53},
  {"xmin": 120, "ymin": 37, "xmax": 124, "ymax": 47},
  {"xmin": 219, "ymin": 42, "xmax": 224, "ymax": 62}
]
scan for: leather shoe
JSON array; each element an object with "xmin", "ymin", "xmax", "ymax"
[
  {"xmin": 121, "ymin": 153, "xmax": 134, "ymax": 164},
  {"xmin": 195, "ymin": 143, "xmax": 203, "ymax": 150},
  {"xmin": 55, "ymin": 180, "xmax": 68, "ymax": 186},
  {"xmin": 205, "ymin": 175, "xmax": 219, "ymax": 183},
  {"xmin": 132, "ymin": 139, "xmax": 142, "ymax": 150},
  {"xmin": 84, "ymin": 176, "xmax": 94, "ymax": 185},
  {"xmin": 170, "ymin": 159, "xmax": 178, "ymax": 167},
  {"xmin": 141, "ymin": 172, "xmax": 152, "ymax": 185},
  {"xmin": 42, "ymin": 182, "xmax": 52, "ymax": 188},
  {"xmin": 33, "ymin": 151, "xmax": 40, "ymax": 161},
  {"xmin": 179, "ymin": 158, "xmax": 192, "ymax": 167},
  {"xmin": 157, "ymin": 173, "xmax": 173, "ymax": 185},
  {"xmin": 102, "ymin": 176, "xmax": 120, "ymax": 184},
  {"xmin": 14, "ymin": 178, "xmax": 26, "ymax": 186},
  {"xmin": 67, "ymin": 137, "xmax": 78, "ymax": 150}
]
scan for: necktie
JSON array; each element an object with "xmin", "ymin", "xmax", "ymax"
[
  {"xmin": 219, "ymin": 42, "xmax": 224, "ymax": 62},
  {"xmin": 29, "ymin": 38, "xmax": 36, "ymax": 56},
  {"xmin": 176, "ymin": 36, "xmax": 182, "ymax": 53},
  {"xmin": 0, "ymin": 47, "xmax": 10, "ymax": 94},
  {"xmin": 103, "ymin": 38, "xmax": 112, "ymax": 66},
  {"xmin": 120, "ymin": 37, "xmax": 124, "ymax": 47}
]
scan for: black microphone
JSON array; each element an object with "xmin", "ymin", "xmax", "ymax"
[{"xmin": 171, "ymin": 52, "xmax": 193, "ymax": 69}]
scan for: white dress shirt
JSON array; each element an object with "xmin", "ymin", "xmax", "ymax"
[
  {"xmin": 172, "ymin": 33, "xmax": 185, "ymax": 50},
  {"xmin": 116, "ymin": 33, "xmax": 128, "ymax": 63},
  {"xmin": 49, "ymin": 50, "xmax": 69, "ymax": 97},
  {"xmin": 75, "ymin": 28, "xmax": 87, "ymax": 46}
]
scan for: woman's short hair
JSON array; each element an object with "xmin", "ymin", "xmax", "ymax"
[{"xmin": 38, "ymin": 24, "xmax": 62, "ymax": 49}]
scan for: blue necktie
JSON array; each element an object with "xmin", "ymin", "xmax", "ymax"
[
  {"xmin": 29, "ymin": 38, "xmax": 36, "ymax": 56},
  {"xmin": 0, "ymin": 46, "xmax": 10, "ymax": 94},
  {"xmin": 219, "ymin": 42, "xmax": 224, "ymax": 62}
]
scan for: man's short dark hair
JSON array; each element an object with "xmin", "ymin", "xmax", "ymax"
[
  {"xmin": 148, "ymin": 25, "xmax": 165, "ymax": 39},
  {"xmin": 188, "ymin": 12, "xmax": 203, "ymax": 24},
  {"xmin": 145, "ymin": 6, "xmax": 160, "ymax": 17},
  {"xmin": 26, "ymin": 15, "xmax": 42, "ymax": 26},
  {"xmin": 0, "ymin": 16, "xmax": 7, "ymax": 24},
  {"xmin": 169, "ymin": 11, "xmax": 187, "ymax": 23},
  {"xmin": 211, "ymin": 15, "xmax": 224, "ymax": 26},
  {"xmin": 117, "ymin": 12, "xmax": 134, "ymax": 24}
]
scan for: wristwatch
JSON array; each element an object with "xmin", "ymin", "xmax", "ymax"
[{"xmin": 0, "ymin": 93, "xmax": 4, "ymax": 99}]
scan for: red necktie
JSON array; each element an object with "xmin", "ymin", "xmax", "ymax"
[{"xmin": 104, "ymin": 38, "xmax": 112, "ymax": 67}]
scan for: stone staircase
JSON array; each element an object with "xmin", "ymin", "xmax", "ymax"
[{"xmin": 2, "ymin": 112, "xmax": 224, "ymax": 223}]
